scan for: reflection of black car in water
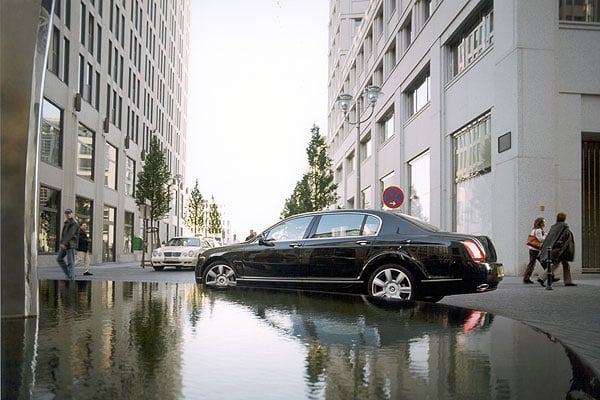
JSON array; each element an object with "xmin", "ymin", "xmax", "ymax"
[{"xmin": 195, "ymin": 210, "xmax": 503, "ymax": 302}]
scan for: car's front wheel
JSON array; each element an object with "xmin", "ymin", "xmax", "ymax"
[
  {"xmin": 203, "ymin": 262, "xmax": 236, "ymax": 289},
  {"xmin": 368, "ymin": 264, "xmax": 416, "ymax": 300}
]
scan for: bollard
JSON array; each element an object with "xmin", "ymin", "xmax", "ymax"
[{"xmin": 545, "ymin": 246, "xmax": 553, "ymax": 290}]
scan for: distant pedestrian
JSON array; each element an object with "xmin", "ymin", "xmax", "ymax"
[
  {"xmin": 77, "ymin": 223, "xmax": 93, "ymax": 276},
  {"xmin": 523, "ymin": 217, "xmax": 546, "ymax": 284},
  {"xmin": 538, "ymin": 212, "xmax": 577, "ymax": 287},
  {"xmin": 246, "ymin": 229, "xmax": 257, "ymax": 241},
  {"xmin": 57, "ymin": 209, "xmax": 79, "ymax": 280}
]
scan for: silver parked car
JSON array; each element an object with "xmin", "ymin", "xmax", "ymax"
[{"xmin": 152, "ymin": 236, "xmax": 213, "ymax": 271}]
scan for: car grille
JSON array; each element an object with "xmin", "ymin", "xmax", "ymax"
[{"xmin": 164, "ymin": 252, "xmax": 181, "ymax": 257}]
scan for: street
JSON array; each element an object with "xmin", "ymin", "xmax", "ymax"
[{"xmin": 38, "ymin": 263, "xmax": 600, "ymax": 378}]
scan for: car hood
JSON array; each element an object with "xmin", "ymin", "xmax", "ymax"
[{"xmin": 156, "ymin": 246, "xmax": 202, "ymax": 253}]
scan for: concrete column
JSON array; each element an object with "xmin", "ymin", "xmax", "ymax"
[{"xmin": 1, "ymin": 0, "xmax": 54, "ymax": 318}]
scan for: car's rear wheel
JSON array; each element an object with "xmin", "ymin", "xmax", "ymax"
[
  {"xmin": 368, "ymin": 264, "xmax": 416, "ymax": 300},
  {"xmin": 203, "ymin": 262, "xmax": 236, "ymax": 289},
  {"xmin": 153, "ymin": 266, "xmax": 164, "ymax": 271}
]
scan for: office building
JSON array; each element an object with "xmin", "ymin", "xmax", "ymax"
[
  {"xmin": 328, "ymin": 0, "xmax": 600, "ymax": 275},
  {"xmin": 38, "ymin": 0, "xmax": 190, "ymax": 265}
]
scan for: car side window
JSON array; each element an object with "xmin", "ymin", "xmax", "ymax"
[
  {"xmin": 265, "ymin": 216, "xmax": 313, "ymax": 241},
  {"xmin": 312, "ymin": 214, "xmax": 365, "ymax": 238},
  {"xmin": 362, "ymin": 216, "xmax": 380, "ymax": 235}
]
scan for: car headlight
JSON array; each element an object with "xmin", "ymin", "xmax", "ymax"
[
  {"xmin": 152, "ymin": 250, "xmax": 159, "ymax": 257},
  {"xmin": 186, "ymin": 250, "xmax": 196, "ymax": 257}
]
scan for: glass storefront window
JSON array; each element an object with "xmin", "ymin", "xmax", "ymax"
[
  {"xmin": 39, "ymin": 186, "xmax": 60, "ymax": 253},
  {"xmin": 123, "ymin": 211, "xmax": 134, "ymax": 253},
  {"xmin": 77, "ymin": 124, "xmax": 95, "ymax": 180},
  {"xmin": 103, "ymin": 205, "xmax": 116, "ymax": 261},
  {"xmin": 104, "ymin": 142, "xmax": 117, "ymax": 190},
  {"xmin": 76, "ymin": 196, "xmax": 93, "ymax": 252},
  {"xmin": 41, "ymin": 99, "xmax": 63, "ymax": 167},
  {"xmin": 409, "ymin": 151, "xmax": 430, "ymax": 223}
]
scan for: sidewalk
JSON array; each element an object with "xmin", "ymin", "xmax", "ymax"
[
  {"xmin": 38, "ymin": 263, "xmax": 600, "ymax": 377},
  {"xmin": 441, "ymin": 273, "xmax": 600, "ymax": 379}
]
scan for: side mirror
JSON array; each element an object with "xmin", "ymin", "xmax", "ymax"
[{"xmin": 258, "ymin": 235, "xmax": 275, "ymax": 247}]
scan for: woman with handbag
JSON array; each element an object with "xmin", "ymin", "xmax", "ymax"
[{"xmin": 523, "ymin": 217, "xmax": 546, "ymax": 284}]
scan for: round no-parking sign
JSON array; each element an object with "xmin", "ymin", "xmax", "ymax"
[{"xmin": 382, "ymin": 186, "xmax": 404, "ymax": 209}]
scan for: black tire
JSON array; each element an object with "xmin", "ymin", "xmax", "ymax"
[
  {"xmin": 153, "ymin": 266, "xmax": 165, "ymax": 271},
  {"xmin": 203, "ymin": 262, "xmax": 236, "ymax": 289},
  {"xmin": 367, "ymin": 264, "xmax": 416, "ymax": 300}
]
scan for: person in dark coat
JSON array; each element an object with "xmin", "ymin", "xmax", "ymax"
[
  {"xmin": 76, "ymin": 223, "xmax": 92, "ymax": 276},
  {"xmin": 57, "ymin": 209, "xmax": 79, "ymax": 280},
  {"xmin": 538, "ymin": 212, "xmax": 576, "ymax": 287}
]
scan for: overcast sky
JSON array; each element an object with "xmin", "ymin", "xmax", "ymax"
[{"xmin": 187, "ymin": 0, "xmax": 329, "ymax": 239}]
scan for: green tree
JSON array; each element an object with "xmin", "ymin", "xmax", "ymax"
[
  {"xmin": 207, "ymin": 197, "xmax": 222, "ymax": 238},
  {"xmin": 135, "ymin": 136, "xmax": 172, "ymax": 232},
  {"xmin": 185, "ymin": 180, "xmax": 205, "ymax": 236},
  {"xmin": 281, "ymin": 125, "xmax": 338, "ymax": 218}
]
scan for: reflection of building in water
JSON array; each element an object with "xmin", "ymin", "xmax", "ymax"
[{"xmin": 33, "ymin": 281, "xmax": 202, "ymax": 398}]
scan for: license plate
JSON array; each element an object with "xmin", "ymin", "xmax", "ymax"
[
  {"xmin": 497, "ymin": 265, "xmax": 504, "ymax": 278},
  {"xmin": 165, "ymin": 258, "xmax": 179, "ymax": 263}
]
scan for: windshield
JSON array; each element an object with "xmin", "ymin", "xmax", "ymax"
[{"xmin": 166, "ymin": 238, "xmax": 201, "ymax": 247}]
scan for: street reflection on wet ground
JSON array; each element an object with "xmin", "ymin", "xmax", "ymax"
[{"xmin": 3, "ymin": 280, "xmax": 599, "ymax": 399}]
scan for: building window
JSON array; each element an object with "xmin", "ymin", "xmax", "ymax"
[
  {"xmin": 346, "ymin": 151, "xmax": 355, "ymax": 173},
  {"xmin": 380, "ymin": 172, "xmax": 395, "ymax": 209},
  {"xmin": 453, "ymin": 113, "xmax": 492, "ymax": 235},
  {"xmin": 125, "ymin": 156, "xmax": 135, "ymax": 196},
  {"xmin": 380, "ymin": 111, "xmax": 394, "ymax": 144},
  {"xmin": 102, "ymin": 205, "xmax": 116, "ymax": 261},
  {"xmin": 362, "ymin": 186, "xmax": 372, "ymax": 209},
  {"xmin": 123, "ymin": 211, "xmax": 134, "ymax": 253},
  {"xmin": 385, "ymin": 42, "xmax": 396, "ymax": 77},
  {"xmin": 78, "ymin": 54, "xmax": 85, "ymax": 95},
  {"xmin": 41, "ymin": 98, "xmax": 63, "ymax": 167},
  {"xmin": 77, "ymin": 123, "xmax": 95, "ymax": 180},
  {"xmin": 401, "ymin": 12, "xmax": 413, "ymax": 53},
  {"xmin": 80, "ymin": 2, "xmax": 86, "ymax": 45},
  {"xmin": 65, "ymin": 0, "xmax": 71, "ymax": 28},
  {"xmin": 76, "ymin": 196, "xmax": 93, "ymax": 252},
  {"xmin": 449, "ymin": 1, "xmax": 494, "ymax": 79},
  {"xmin": 417, "ymin": 0, "xmax": 433, "ymax": 29},
  {"xmin": 84, "ymin": 62, "xmax": 93, "ymax": 102},
  {"xmin": 409, "ymin": 151, "xmax": 430, "ymax": 222},
  {"xmin": 49, "ymin": 26, "xmax": 60, "ymax": 75},
  {"xmin": 407, "ymin": 70, "xmax": 430, "ymax": 117},
  {"xmin": 360, "ymin": 133, "xmax": 372, "ymax": 161},
  {"xmin": 38, "ymin": 186, "xmax": 60, "ymax": 253},
  {"xmin": 104, "ymin": 142, "xmax": 117, "ymax": 190},
  {"xmin": 559, "ymin": 0, "xmax": 600, "ymax": 22},
  {"xmin": 87, "ymin": 13, "xmax": 95, "ymax": 54},
  {"xmin": 63, "ymin": 38, "xmax": 70, "ymax": 83},
  {"xmin": 374, "ymin": 6, "xmax": 384, "ymax": 39}
]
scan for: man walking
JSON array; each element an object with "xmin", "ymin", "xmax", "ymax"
[
  {"xmin": 77, "ymin": 223, "xmax": 93, "ymax": 276},
  {"xmin": 57, "ymin": 209, "xmax": 79, "ymax": 280}
]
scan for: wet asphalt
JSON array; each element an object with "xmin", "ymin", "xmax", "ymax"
[{"xmin": 37, "ymin": 262, "xmax": 600, "ymax": 378}]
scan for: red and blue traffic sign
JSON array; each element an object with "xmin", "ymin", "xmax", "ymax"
[{"xmin": 382, "ymin": 186, "xmax": 404, "ymax": 209}]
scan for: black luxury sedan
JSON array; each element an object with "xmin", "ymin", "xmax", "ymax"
[{"xmin": 195, "ymin": 210, "xmax": 503, "ymax": 302}]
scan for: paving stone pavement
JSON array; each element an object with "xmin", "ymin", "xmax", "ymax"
[{"xmin": 38, "ymin": 263, "xmax": 600, "ymax": 378}]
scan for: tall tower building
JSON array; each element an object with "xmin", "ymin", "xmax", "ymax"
[
  {"xmin": 328, "ymin": 0, "xmax": 600, "ymax": 276},
  {"xmin": 38, "ymin": 0, "xmax": 190, "ymax": 265}
]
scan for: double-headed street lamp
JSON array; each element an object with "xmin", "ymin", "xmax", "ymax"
[{"xmin": 336, "ymin": 85, "xmax": 382, "ymax": 208}]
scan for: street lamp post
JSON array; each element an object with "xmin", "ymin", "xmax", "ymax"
[
  {"xmin": 336, "ymin": 85, "xmax": 382, "ymax": 208},
  {"xmin": 173, "ymin": 174, "xmax": 183, "ymax": 236}
]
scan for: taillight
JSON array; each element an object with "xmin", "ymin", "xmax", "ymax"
[{"xmin": 463, "ymin": 239, "xmax": 486, "ymax": 262}]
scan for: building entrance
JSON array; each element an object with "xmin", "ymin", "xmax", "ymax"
[{"xmin": 582, "ymin": 137, "xmax": 600, "ymax": 273}]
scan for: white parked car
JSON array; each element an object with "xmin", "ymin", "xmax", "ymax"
[{"xmin": 151, "ymin": 237, "xmax": 213, "ymax": 271}]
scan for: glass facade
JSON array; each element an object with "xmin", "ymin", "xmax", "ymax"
[
  {"xmin": 38, "ymin": 186, "xmax": 61, "ymax": 253},
  {"xmin": 104, "ymin": 142, "xmax": 117, "ymax": 190},
  {"xmin": 41, "ymin": 99, "xmax": 63, "ymax": 168},
  {"xmin": 409, "ymin": 151, "xmax": 431, "ymax": 223},
  {"xmin": 77, "ymin": 123, "xmax": 95, "ymax": 179},
  {"xmin": 102, "ymin": 205, "xmax": 116, "ymax": 262}
]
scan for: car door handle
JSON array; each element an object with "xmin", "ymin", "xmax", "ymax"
[
  {"xmin": 356, "ymin": 240, "xmax": 370, "ymax": 246},
  {"xmin": 289, "ymin": 242, "xmax": 303, "ymax": 248}
]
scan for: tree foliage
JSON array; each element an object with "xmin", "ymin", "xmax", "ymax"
[
  {"xmin": 135, "ymin": 136, "xmax": 172, "ymax": 226},
  {"xmin": 185, "ymin": 180, "xmax": 205, "ymax": 236},
  {"xmin": 281, "ymin": 125, "xmax": 338, "ymax": 218},
  {"xmin": 207, "ymin": 197, "xmax": 223, "ymax": 237}
]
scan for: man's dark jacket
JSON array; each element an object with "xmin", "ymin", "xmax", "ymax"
[
  {"xmin": 77, "ymin": 229, "xmax": 89, "ymax": 252},
  {"xmin": 61, "ymin": 218, "xmax": 79, "ymax": 249},
  {"xmin": 539, "ymin": 221, "xmax": 575, "ymax": 263}
]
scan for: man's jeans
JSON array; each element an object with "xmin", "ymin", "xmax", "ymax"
[{"xmin": 57, "ymin": 247, "xmax": 76, "ymax": 280}]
